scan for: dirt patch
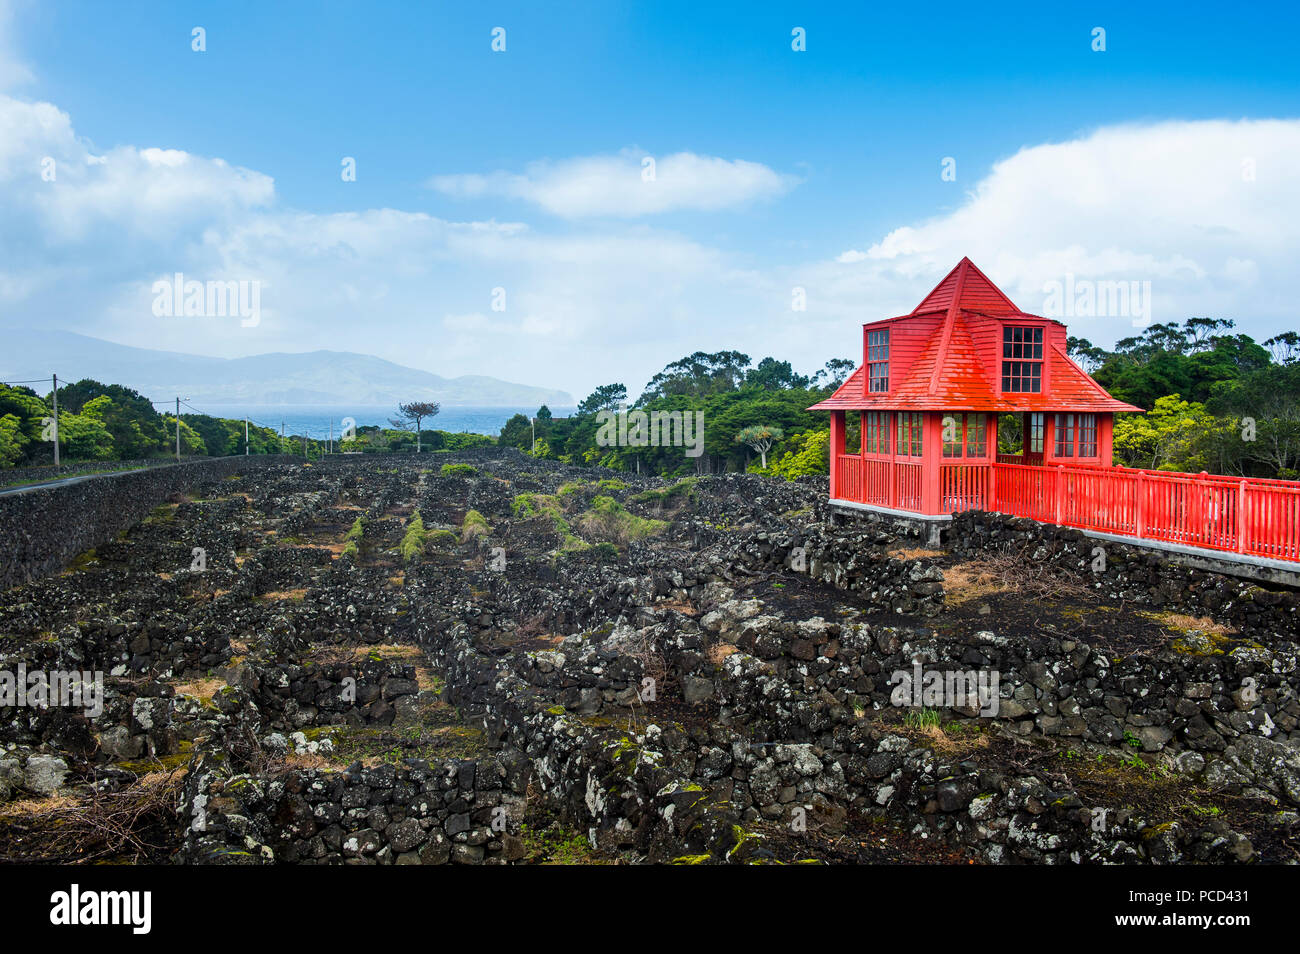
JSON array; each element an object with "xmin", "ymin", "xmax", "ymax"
[
  {"xmin": 0, "ymin": 769, "xmax": 185, "ymax": 864},
  {"xmin": 1141, "ymin": 610, "xmax": 1238, "ymax": 636},
  {"xmin": 749, "ymin": 812, "xmax": 975, "ymax": 864},
  {"xmin": 889, "ymin": 547, "xmax": 946, "ymax": 561},
  {"xmin": 259, "ymin": 588, "xmax": 308, "ymax": 602},
  {"xmin": 170, "ymin": 676, "xmax": 225, "ymax": 704}
]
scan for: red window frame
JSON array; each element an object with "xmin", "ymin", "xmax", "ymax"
[
  {"xmin": 942, "ymin": 413, "xmax": 988, "ymax": 459},
  {"xmin": 1027, "ymin": 413, "xmax": 1044, "ymax": 453},
  {"xmin": 867, "ymin": 329, "xmax": 890, "ymax": 393},
  {"xmin": 1002, "ymin": 326, "xmax": 1043, "ymax": 393},
  {"xmin": 1054, "ymin": 413, "xmax": 1075, "ymax": 457},
  {"xmin": 1054, "ymin": 412, "xmax": 1098, "ymax": 459},
  {"xmin": 1078, "ymin": 413, "xmax": 1097, "ymax": 458},
  {"xmin": 864, "ymin": 411, "xmax": 891, "ymax": 455},
  {"xmin": 966, "ymin": 414, "xmax": 987, "ymax": 457},
  {"xmin": 896, "ymin": 411, "xmax": 922, "ymax": 457}
]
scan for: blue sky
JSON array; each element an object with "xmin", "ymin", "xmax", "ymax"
[{"xmin": 2, "ymin": 0, "xmax": 1298, "ymax": 398}]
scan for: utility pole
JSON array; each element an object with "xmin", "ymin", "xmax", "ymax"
[
  {"xmin": 531, "ymin": 417, "xmax": 535, "ymax": 454},
  {"xmin": 329, "ymin": 417, "xmax": 333, "ymax": 455},
  {"xmin": 281, "ymin": 420, "xmax": 285, "ymax": 455},
  {"xmin": 51, "ymin": 373, "xmax": 59, "ymax": 468},
  {"xmin": 245, "ymin": 417, "xmax": 249, "ymax": 455},
  {"xmin": 175, "ymin": 397, "xmax": 181, "ymax": 461}
]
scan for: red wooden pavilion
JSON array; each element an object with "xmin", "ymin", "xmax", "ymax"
[
  {"xmin": 811, "ymin": 257, "xmax": 1140, "ymax": 515},
  {"xmin": 810, "ymin": 258, "xmax": 1300, "ymax": 564}
]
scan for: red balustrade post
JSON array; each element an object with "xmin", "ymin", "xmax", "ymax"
[
  {"xmin": 1196, "ymin": 471, "xmax": 1208, "ymax": 547},
  {"xmin": 920, "ymin": 413, "xmax": 942, "ymax": 515},
  {"xmin": 888, "ymin": 411, "xmax": 897, "ymax": 509},
  {"xmin": 1056, "ymin": 465, "xmax": 1065, "ymax": 525},
  {"xmin": 1237, "ymin": 479, "xmax": 1248, "ymax": 554},
  {"xmin": 983, "ymin": 413, "xmax": 996, "ymax": 511},
  {"xmin": 829, "ymin": 411, "xmax": 844, "ymax": 500},
  {"xmin": 1135, "ymin": 471, "xmax": 1145, "ymax": 539}
]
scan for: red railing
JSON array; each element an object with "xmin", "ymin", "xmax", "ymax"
[
  {"xmin": 893, "ymin": 461, "xmax": 921, "ymax": 511},
  {"xmin": 833, "ymin": 453, "xmax": 1300, "ymax": 562},
  {"xmin": 992, "ymin": 463, "xmax": 1300, "ymax": 562},
  {"xmin": 862, "ymin": 458, "xmax": 893, "ymax": 507},
  {"xmin": 834, "ymin": 456, "xmax": 922, "ymax": 512},
  {"xmin": 837, "ymin": 454, "xmax": 863, "ymax": 503},
  {"xmin": 996, "ymin": 451, "xmax": 1044, "ymax": 466},
  {"xmin": 940, "ymin": 462, "xmax": 989, "ymax": 514}
]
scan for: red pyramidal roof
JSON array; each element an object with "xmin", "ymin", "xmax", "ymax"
[
  {"xmin": 810, "ymin": 257, "xmax": 1142, "ymax": 413},
  {"xmin": 912, "ymin": 256, "xmax": 1020, "ymax": 315}
]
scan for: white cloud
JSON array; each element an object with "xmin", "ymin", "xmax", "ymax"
[
  {"xmin": 824, "ymin": 118, "xmax": 1300, "ymax": 345},
  {"xmin": 0, "ymin": 90, "xmax": 764, "ymax": 398},
  {"xmin": 428, "ymin": 148, "xmax": 798, "ymax": 218},
  {"xmin": 2, "ymin": 71, "xmax": 1298, "ymax": 405},
  {"xmin": 0, "ymin": 94, "xmax": 273, "ymax": 248}
]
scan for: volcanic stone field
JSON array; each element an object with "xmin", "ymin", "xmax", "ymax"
[{"xmin": 1, "ymin": 449, "xmax": 1298, "ymax": 864}]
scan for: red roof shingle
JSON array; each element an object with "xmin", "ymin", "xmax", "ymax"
[{"xmin": 810, "ymin": 258, "xmax": 1142, "ymax": 414}]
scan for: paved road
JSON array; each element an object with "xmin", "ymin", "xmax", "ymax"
[{"xmin": 0, "ymin": 467, "xmax": 151, "ymax": 497}]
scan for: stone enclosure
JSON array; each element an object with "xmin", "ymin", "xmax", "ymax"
[{"xmin": 1, "ymin": 451, "xmax": 1297, "ymax": 864}]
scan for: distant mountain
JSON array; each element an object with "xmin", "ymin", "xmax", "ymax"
[{"xmin": 2, "ymin": 331, "xmax": 573, "ymax": 407}]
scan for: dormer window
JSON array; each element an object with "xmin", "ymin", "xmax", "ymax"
[
  {"xmin": 867, "ymin": 329, "xmax": 889, "ymax": 392},
  {"xmin": 1002, "ymin": 326, "xmax": 1043, "ymax": 393}
]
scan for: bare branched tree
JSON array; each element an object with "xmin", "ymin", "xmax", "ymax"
[{"xmin": 389, "ymin": 401, "xmax": 441, "ymax": 453}]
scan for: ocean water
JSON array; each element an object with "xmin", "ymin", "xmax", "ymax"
[{"xmin": 193, "ymin": 405, "xmax": 574, "ymax": 439}]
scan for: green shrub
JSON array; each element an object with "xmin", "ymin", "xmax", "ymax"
[
  {"xmin": 461, "ymin": 509, "xmax": 491, "ymax": 541},
  {"xmin": 590, "ymin": 541, "xmax": 619, "ymax": 562},
  {"xmin": 399, "ymin": 511, "xmax": 427, "ymax": 562},
  {"xmin": 579, "ymin": 495, "xmax": 667, "ymax": 543},
  {"xmin": 632, "ymin": 477, "xmax": 698, "ymax": 506},
  {"xmin": 426, "ymin": 528, "xmax": 458, "ymax": 547},
  {"xmin": 513, "ymin": 492, "xmax": 585, "ymax": 551},
  {"xmin": 440, "ymin": 463, "xmax": 478, "ymax": 477},
  {"xmin": 902, "ymin": 709, "xmax": 942, "ymax": 730},
  {"xmin": 759, "ymin": 429, "xmax": 830, "ymax": 480}
]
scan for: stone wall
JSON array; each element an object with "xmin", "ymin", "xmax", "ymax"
[
  {"xmin": 733, "ymin": 525, "xmax": 945, "ymax": 615},
  {"xmin": 0, "ymin": 455, "xmax": 296, "ymax": 591},
  {"xmin": 0, "ymin": 457, "xmax": 191, "ymax": 487},
  {"xmin": 9, "ymin": 453, "xmax": 1297, "ymax": 864},
  {"xmin": 183, "ymin": 753, "xmax": 530, "ymax": 865},
  {"xmin": 947, "ymin": 510, "xmax": 1300, "ymax": 633}
]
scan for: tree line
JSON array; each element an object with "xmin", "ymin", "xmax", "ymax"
[
  {"xmin": 0, "ymin": 379, "xmax": 492, "ymax": 467},
  {"xmin": 495, "ymin": 352, "xmax": 855, "ymax": 478},
  {"xmin": 499, "ymin": 319, "xmax": 1299, "ymax": 482},
  {"xmin": 1072, "ymin": 320, "xmax": 1299, "ymax": 478},
  {"xmin": 6, "ymin": 317, "xmax": 1296, "ymax": 482}
]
